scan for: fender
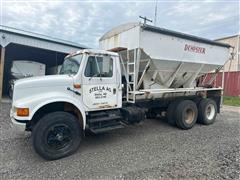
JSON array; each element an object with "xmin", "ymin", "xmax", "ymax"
[{"xmin": 12, "ymin": 92, "xmax": 87, "ymax": 129}]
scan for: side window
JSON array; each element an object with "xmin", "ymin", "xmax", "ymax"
[
  {"xmin": 84, "ymin": 56, "xmax": 113, "ymax": 78},
  {"xmin": 85, "ymin": 56, "xmax": 98, "ymax": 77}
]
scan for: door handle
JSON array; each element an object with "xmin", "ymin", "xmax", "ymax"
[{"xmin": 67, "ymin": 87, "xmax": 81, "ymax": 96}]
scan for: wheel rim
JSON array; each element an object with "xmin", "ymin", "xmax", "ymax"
[
  {"xmin": 46, "ymin": 124, "xmax": 73, "ymax": 150},
  {"xmin": 184, "ymin": 108, "xmax": 195, "ymax": 124},
  {"xmin": 205, "ymin": 104, "xmax": 215, "ymax": 120}
]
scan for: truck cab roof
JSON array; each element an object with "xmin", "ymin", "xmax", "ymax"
[{"xmin": 66, "ymin": 49, "xmax": 119, "ymax": 59}]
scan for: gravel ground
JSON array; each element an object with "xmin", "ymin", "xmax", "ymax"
[{"xmin": 0, "ymin": 102, "xmax": 239, "ymax": 180}]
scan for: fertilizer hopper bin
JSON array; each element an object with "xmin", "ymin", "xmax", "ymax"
[{"xmin": 99, "ymin": 23, "xmax": 231, "ymax": 93}]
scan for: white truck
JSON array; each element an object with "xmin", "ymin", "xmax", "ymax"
[{"xmin": 10, "ymin": 23, "xmax": 231, "ymax": 160}]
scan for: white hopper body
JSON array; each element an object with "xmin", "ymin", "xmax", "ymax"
[{"xmin": 99, "ymin": 23, "xmax": 231, "ymax": 90}]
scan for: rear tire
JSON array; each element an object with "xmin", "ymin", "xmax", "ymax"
[
  {"xmin": 167, "ymin": 100, "xmax": 181, "ymax": 126},
  {"xmin": 198, "ymin": 98, "xmax": 217, "ymax": 125},
  {"xmin": 32, "ymin": 111, "xmax": 82, "ymax": 160},
  {"xmin": 175, "ymin": 100, "xmax": 198, "ymax": 130}
]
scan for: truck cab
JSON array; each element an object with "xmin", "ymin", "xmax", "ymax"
[
  {"xmin": 60, "ymin": 49, "xmax": 122, "ymax": 110},
  {"xmin": 11, "ymin": 50, "xmax": 122, "ymax": 121},
  {"xmin": 10, "ymin": 49, "xmax": 126, "ymax": 159}
]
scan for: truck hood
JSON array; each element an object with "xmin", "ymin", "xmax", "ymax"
[
  {"xmin": 14, "ymin": 75, "xmax": 73, "ymax": 89},
  {"xmin": 13, "ymin": 75, "xmax": 74, "ymax": 102}
]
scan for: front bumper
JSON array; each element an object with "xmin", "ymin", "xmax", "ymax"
[
  {"xmin": 11, "ymin": 117, "xmax": 26, "ymax": 132},
  {"xmin": 10, "ymin": 109, "xmax": 27, "ymax": 133}
]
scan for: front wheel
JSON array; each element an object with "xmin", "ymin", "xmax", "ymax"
[{"xmin": 32, "ymin": 112, "xmax": 82, "ymax": 160}]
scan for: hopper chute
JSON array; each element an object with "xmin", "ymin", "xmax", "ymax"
[{"xmin": 119, "ymin": 48, "xmax": 226, "ymax": 90}]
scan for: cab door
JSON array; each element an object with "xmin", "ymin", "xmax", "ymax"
[{"xmin": 81, "ymin": 55, "xmax": 120, "ymax": 111}]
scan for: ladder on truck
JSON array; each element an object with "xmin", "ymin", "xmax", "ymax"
[
  {"xmin": 126, "ymin": 50, "xmax": 136, "ymax": 103},
  {"xmin": 120, "ymin": 48, "xmax": 151, "ymax": 103}
]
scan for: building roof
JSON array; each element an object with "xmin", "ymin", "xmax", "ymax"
[
  {"xmin": 0, "ymin": 25, "xmax": 88, "ymax": 49},
  {"xmin": 100, "ymin": 22, "xmax": 231, "ymax": 48},
  {"xmin": 215, "ymin": 34, "xmax": 239, "ymax": 41}
]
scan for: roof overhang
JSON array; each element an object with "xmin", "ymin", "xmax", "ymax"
[{"xmin": 0, "ymin": 25, "xmax": 88, "ymax": 54}]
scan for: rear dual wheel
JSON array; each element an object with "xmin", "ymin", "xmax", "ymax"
[
  {"xmin": 198, "ymin": 98, "xmax": 217, "ymax": 125},
  {"xmin": 175, "ymin": 100, "xmax": 198, "ymax": 130},
  {"xmin": 167, "ymin": 98, "xmax": 217, "ymax": 129},
  {"xmin": 167, "ymin": 100, "xmax": 181, "ymax": 126},
  {"xmin": 167, "ymin": 100, "xmax": 198, "ymax": 129}
]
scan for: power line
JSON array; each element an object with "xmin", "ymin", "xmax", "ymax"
[
  {"xmin": 139, "ymin": 16, "xmax": 152, "ymax": 25},
  {"xmin": 154, "ymin": 0, "xmax": 158, "ymax": 26}
]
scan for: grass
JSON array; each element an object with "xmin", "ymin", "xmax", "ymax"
[{"xmin": 223, "ymin": 96, "xmax": 240, "ymax": 107}]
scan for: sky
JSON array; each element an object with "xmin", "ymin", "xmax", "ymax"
[{"xmin": 1, "ymin": 0, "xmax": 239, "ymax": 48}]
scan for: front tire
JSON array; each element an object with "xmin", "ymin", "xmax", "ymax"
[
  {"xmin": 32, "ymin": 112, "xmax": 82, "ymax": 160},
  {"xmin": 198, "ymin": 98, "xmax": 217, "ymax": 125}
]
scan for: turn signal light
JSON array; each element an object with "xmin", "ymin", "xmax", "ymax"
[
  {"xmin": 16, "ymin": 108, "xmax": 29, "ymax": 117},
  {"xmin": 74, "ymin": 84, "xmax": 81, "ymax": 89}
]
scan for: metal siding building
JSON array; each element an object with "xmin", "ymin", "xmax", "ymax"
[
  {"xmin": 199, "ymin": 35, "xmax": 240, "ymax": 96},
  {"xmin": 200, "ymin": 72, "xmax": 240, "ymax": 97},
  {"xmin": 0, "ymin": 25, "xmax": 87, "ymax": 100},
  {"xmin": 215, "ymin": 35, "xmax": 240, "ymax": 72}
]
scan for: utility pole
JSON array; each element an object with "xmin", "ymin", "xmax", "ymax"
[
  {"xmin": 154, "ymin": 0, "xmax": 158, "ymax": 26},
  {"xmin": 139, "ymin": 16, "xmax": 152, "ymax": 25}
]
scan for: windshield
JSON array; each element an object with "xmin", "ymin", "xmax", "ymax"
[{"xmin": 60, "ymin": 54, "xmax": 83, "ymax": 75}]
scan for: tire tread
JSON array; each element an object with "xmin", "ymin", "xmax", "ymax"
[{"xmin": 32, "ymin": 111, "xmax": 82, "ymax": 160}]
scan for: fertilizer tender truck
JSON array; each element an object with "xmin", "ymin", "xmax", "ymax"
[{"xmin": 10, "ymin": 23, "xmax": 231, "ymax": 160}]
